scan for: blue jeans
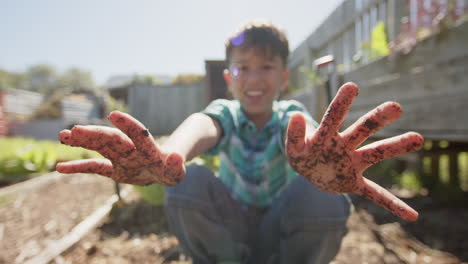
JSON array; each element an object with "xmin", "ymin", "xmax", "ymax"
[{"xmin": 165, "ymin": 165, "xmax": 350, "ymax": 264}]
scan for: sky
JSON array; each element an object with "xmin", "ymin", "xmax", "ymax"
[{"xmin": 1, "ymin": 0, "xmax": 342, "ymax": 85}]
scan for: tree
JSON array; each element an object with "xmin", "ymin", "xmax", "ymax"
[
  {"xmin": 26, "ymin": 64, "xmax": 57, "ymax": 92},
  {"xmin": 171, "ymin": 74, "xmax": 204, "ymax": 85},
  {"xmin": 55, "ymin": 67, "xmax": 95, "ymax": 92},
  {"xmin": 0, "ymin": 69, "xmax": 12, "ymax": 90},
  {"xmin": 131, "ymin": 75, "xmax": 163, "ymax": 85},
  {"xmin": 0, "ymin": 68, "xmax": 27, "ymax": 90},
  {"xmin": 1, "ymin": 65, "xmax": 97, "ymax": 93}
]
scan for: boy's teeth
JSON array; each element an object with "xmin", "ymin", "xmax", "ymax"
[{"xmin": 246, "ymin": 91, "xmax": 262, "ymax": 96}]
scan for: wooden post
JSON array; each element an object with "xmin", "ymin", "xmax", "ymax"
[
  {"xmin": 449, "ymin": 151, "xmax": 460, "ymax": 187},
  {"xmin": 430, "ymin": 141, "xmax": 440, "ymax": 188}
]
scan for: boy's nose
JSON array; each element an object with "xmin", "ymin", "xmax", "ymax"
[{"xmin": 245, "ymin": 69, "xmax": 264, "ymax": 81}]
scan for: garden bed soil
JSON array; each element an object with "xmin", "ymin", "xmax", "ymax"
[
  {"xmin": 1, "ymin": 172, "xmax": 467, "ymax": 264},
  {"xmin": 0, "ymin": 172, "xmax": 116, "ymax": 264},
  {"xmin": 61, "ymin": 194, "xmax": 468, "ymax": 264}
]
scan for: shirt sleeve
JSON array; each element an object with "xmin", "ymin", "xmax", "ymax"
[{"xmin": 200, "ymin": 99, "xmax": 234, "ymax": 155}]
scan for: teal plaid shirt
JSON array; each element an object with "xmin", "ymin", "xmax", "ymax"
[{"xmin": 202, "ymin": 99, "xmax": 318, "ymax": 208}]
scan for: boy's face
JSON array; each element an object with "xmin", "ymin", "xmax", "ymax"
[{"xmin": 224, "ymin": 47, "xmax": 289, "ymax": 118}]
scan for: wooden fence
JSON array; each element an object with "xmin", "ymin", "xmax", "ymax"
[
  {"xmin": 289, "ymin": 0, "xmax": 404, "ymax": 98},
  {"xmin": 342, "ymin": 20, "xmax": 468, "ymax": 192},
  {"xmin": 341, "ymin": 20, "xmax": 468, "ymax": 142},
  {"xmin": 128, "ymin": 82, "xmax": 206, "ymax": 135}
]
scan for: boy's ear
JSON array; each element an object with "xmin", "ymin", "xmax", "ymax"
[{"xmin": 223, "ymin": 69, "xmax": 232, "ymax": 85}]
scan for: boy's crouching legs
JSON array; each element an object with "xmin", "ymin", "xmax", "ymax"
[
  {"xmin": 255, "ymin": 177, "xmax": 351, "ymax": 264},
  {"xmin": 165, "ymin": 164, "xmax": 250, "ymax": 264}
]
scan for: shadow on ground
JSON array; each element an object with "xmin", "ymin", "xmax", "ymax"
[
  {"xmin": 100, "ymin": 201, "xmax": 170, "ymax": 237},
  {"xmin": 351, "ymin": 192, "xmax": 468, "ymax": 262}
]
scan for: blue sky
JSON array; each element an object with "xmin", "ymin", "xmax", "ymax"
[{"xmin": 1, "ymin": 0, "xmax": 342, "ymax": 85}]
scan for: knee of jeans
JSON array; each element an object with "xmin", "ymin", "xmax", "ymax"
[
  {"xmin": 165, "ymin": 164, "xmax": 215, "ymax": 197},
  {"xmin": 280, "ymin": 199, "xmax": 350, "ymax": 238},
  {"xmin": 281, "ymin": 177, "xmax": 351, "ymax": 220}
]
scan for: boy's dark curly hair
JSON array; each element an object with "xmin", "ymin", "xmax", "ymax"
[{"xmin": 225, "ymin": 21, "xmax": 289, "ymax": 66}]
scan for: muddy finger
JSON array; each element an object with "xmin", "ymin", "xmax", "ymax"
[
  {"xmin": 71, "ymin": 125, "xmax": 135, "ymax": 156},
  {"xmin": 317, "ymin": 82, "xmax": 358, "ymax": 139},
  {"xmin": 108, "ymin": 111, "xmax": 162, "ymax": 161},
  {"xmin": 161, "ymin": 153, "xmax": 186, "ymax": 185},
  {"xmin": 355, "ymin": 132, "xmax": 424, "ymax": 171},
  {"xmin": 62, "ymin": 126, "xmax": 119, "ymax": 160},
  {"xmin": 358, "ymin": 178, "xmax": 419, "ymax": 221},
  {"xmin": 286, "ymin": 113, "xmax": 306, "ymax": 156},
  {"xmin": 342, "ymin": 101, "xmax": 402, "ymax": 149},
  {"xmin": 56, "ymin": 159, "xmax": 113, "ymax": 177}
]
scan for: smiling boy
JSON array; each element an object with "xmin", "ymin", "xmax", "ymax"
[{"xmin": 56, "ymin": 21, "xmax": 423, "ymax": 264}]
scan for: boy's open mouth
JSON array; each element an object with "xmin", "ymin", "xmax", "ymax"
[
  {"xmin": 245, "ymin": 90, "xmax": 265, "ymax": 104},
  {"xmin": 246, "ymin": 90, "xmax": 263, "ymax": 96}
]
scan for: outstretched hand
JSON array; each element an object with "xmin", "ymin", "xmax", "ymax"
[
  {"xmin": 286, "ymin": 82, "xmax": 424, "ymax": 221},
  {"xmin": 56, "ymin": 111, "xmax": 185, "ymax": 186}
]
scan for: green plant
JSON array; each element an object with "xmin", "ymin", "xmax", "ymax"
[
  {"xmin": 0, "ymin": 137, "xmax": 101, "ymax": 182},
  {"xmin": 365, "ymin": 158, "xmax": 423, "ymax": 193},
  {"xmin": 399, "ymin": 170, "xmax": 422, "ymax": 192},
  {"xmin": 133, "ymin": 184, "xmax": 166, "ymax": 205},
  {"xmin": 105, "ymin": 95, "xmax": 128, "ymax": 113},
  {"xmin": 361, "ymin": 21, "xmax": 390, "ymax": 61},
  {"xmin": 171, "ymin": 74, "xmax": 205, "ymax": 85},
  {"xmin": 191, "ymin": 154, "xmax": 220, "ymax": 173},
  {"xmin": 299, "ymin": 67, "xmax": 324, "ymax": 87}
]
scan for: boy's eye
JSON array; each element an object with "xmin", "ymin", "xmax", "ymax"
[
  {"xmin": 230, "ymin": 65, "xmax": 248, "ymax": 78},
  {"xmin": 263, "ymin": 65, "xmax": 274, "ymax": 70}
]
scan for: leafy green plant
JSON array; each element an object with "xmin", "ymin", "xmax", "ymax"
[
  {"xmin": 105, "ymin": 95, "xmax": 128, "ymax": 113},
  {"xmin": 191, "ymin": 154, "xmax": 220, "ymax": 173},
  {"xmin": 133, "ymin": 184, "xmax": 166, "ymax": 205},
  {"xmin": 362, "ymin": 21, "xmax": 390, "ymax": 60},
  {"xmin": 0, "ymin": 137, "xmax": 101, "ymax": 182},
  {"xmin": 365, "ymin": 158, "xmax": 424, "ymax": 194},
  {"xmin": 398, "ymin": 170, "xmax": 422, "ymax": 192},
  {"xmin": 299, "ymin": 67, "xmax": 325, "ymax": 87}
]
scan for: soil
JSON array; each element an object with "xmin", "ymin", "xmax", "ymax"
[
  {"xmin": 1, "ymin": 173, "xmax": 467, "ymax": 264},
  {"xmin": 0, "ymin": 172, "xmax": 116, "ymax": 263}
]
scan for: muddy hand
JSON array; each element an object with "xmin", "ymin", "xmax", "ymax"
[
  {"xmin": 286, "ymin": 82, "xmax": 424, "ymax": 221},
  {"xmin": 56, "ymin": 111, "xmax": 185, "ymax": 186}
]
